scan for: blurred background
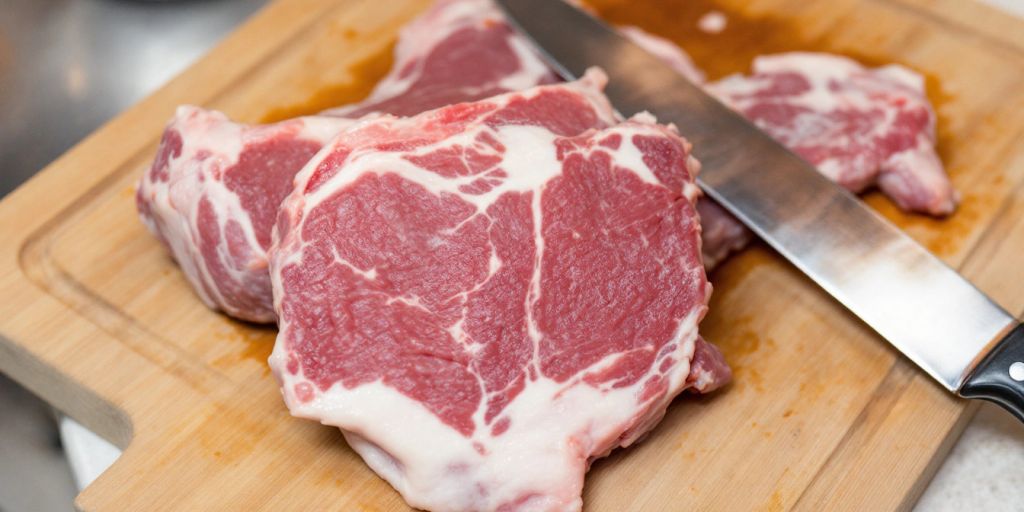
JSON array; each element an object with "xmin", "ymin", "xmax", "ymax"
[{"xmin": 1, "ymin": 0, "xmax": 1023, "ymax": 511}]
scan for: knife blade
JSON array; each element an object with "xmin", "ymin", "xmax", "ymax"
[{"xmin": 496, "ymin": 0, "xmax": 1024, "ymax": 420}]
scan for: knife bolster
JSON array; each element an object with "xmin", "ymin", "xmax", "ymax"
[{"xmin": 960, "ymin": 322, "xmax": 1024, "ymax": 422}]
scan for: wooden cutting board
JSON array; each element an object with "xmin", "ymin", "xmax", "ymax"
[{"xmin": 1, "ymin": 0, "xmax": 1023, "ymax": 509}]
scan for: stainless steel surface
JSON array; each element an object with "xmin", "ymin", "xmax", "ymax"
[
  {"xmin": 0, "ymin": 0, "xmax": 267, "ymax": 199},
  {"xmin": 495, "ymin": 0, "xmax": 1018, "ymax": 393},
  {"xmin": 0, "ymin": 1, "xmax": 266, "ymax": 510}
]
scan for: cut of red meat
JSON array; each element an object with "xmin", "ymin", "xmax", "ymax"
[
  {"xmin": 136, "ymin": 107, "xmax": 350, "ymax": 322},
  {"xmin": 710, "ymin": 53, "xmax": 957, "ymax": 215},
  {"xmin": 269, "ymin": 71, "xmax": 721, "ymax": 511},
  {"xmin": 708, "ymin": 54, "xmax": 954, "ymax": 216},
  {"xmin": 700, "ymin": 53, "xmax": 958, "ymax": 267}
]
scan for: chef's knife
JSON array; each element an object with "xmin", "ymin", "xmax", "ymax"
[{"xmin": 496, "ymin": 0, "xmax": 1024, "ymax": 421}]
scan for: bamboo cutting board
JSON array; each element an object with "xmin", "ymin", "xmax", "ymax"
[{"xmin": 2, "ymin": 0, "xmax": 1024, "ymax": 509}]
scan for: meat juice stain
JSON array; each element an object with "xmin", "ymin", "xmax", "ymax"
[
  {"xmin": 260, "ymin": 42, "xmax": 396, "ymax": 123},
  {"xmin": 703, "ymin": 311, "xmax": 770, "ymax": 394},
  {"xmin": 209, "ymin": 321, "xmax": 277, "ymax": 375},
  {"xmin": 765, "ymin": 490, "xmax": 785, "ymax": 512},
  {"xmin": 191, "ymin": 374, "xmax": 299, "ymax": 466},
  {"xmin": 586, "ymin": 0, "xmax": 809, "ymax": 80},
  {"xmin": 714, "ymin": 316, "xmax": 761, "ymax": 360},
  {"xmin": 196, "ymin": 405, "xmax": 266, "ymax": 464}
]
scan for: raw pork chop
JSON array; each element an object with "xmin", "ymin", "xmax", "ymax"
[
  {"xmin": 710, "ymin": 53, "xmax": 957, "ymax": 215},
  {"xmin": 701, "ymin": 52, "xmax": 958, "ymax": 267},
  {"xmin": 269, "ymin": 71, "xmax": 726, "ymax": 512},
  {"xmin": 136, "ymin": 107, "xmax": 350, "ymax": 322}
]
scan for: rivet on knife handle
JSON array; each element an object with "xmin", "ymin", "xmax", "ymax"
[{"xmin": 960, "ymin": 323, "xmax": 1024, "ymax": 422}]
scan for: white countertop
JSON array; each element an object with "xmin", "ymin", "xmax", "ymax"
[{"xmin": 917, "ymin": 404, "xmax": 1024, "ymax": 511}]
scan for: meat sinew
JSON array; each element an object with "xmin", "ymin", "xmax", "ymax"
[{"xmin": 268, "ymin": 70, "xmax": 728, "ymax": 512}]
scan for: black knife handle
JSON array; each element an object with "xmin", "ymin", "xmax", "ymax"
[{"xmin": 960, "ymin": 322, "xmax": 1024, "ymax": 422}]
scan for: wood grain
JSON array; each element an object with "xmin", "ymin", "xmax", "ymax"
[{"xmin": 0, "ymin": 0, "xmax": 1022, "ymax": 510}]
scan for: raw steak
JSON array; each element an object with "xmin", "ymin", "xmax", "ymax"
[
  {"xmin": 269, "ymin": 71, "xmax": 726, "ymax": 512},
  {"xmin": 697, "ymin": 53, "xmax": 958, "ymax": 266},
  {"xmin": 137, "ymin": 0, "xmax": 557, "ymax": 322},
  {"xmin": 710, "ymin": 53, "xmax": 957, "ymax": 215},
  {"xmin": 136, "ymin": 107, "xmax": 350, "ymax": 322}
]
